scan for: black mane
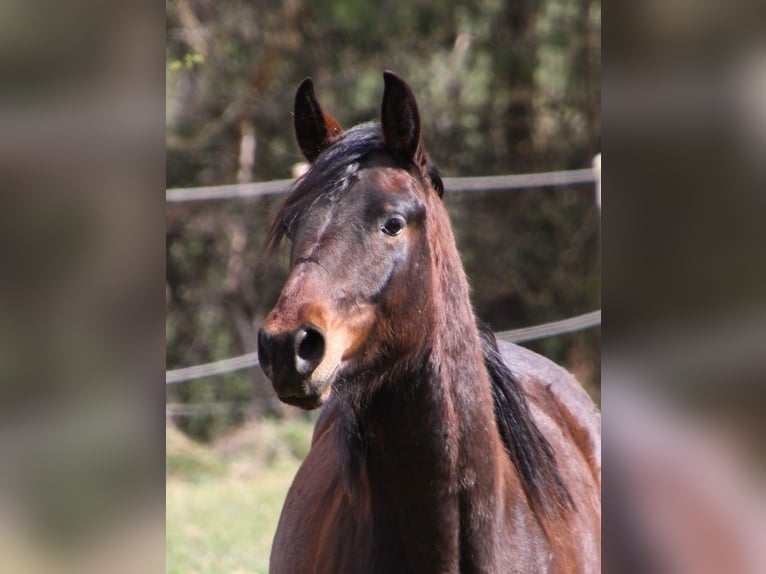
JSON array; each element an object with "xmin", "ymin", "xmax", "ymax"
[{"xmin": 478, "ymin": 321, "xmax": 574, "ymax": 516}]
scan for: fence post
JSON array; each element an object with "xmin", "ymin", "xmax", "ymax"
[{"xmin": 593, "ymin": 154, "xmax": 601, "ymax": 211}]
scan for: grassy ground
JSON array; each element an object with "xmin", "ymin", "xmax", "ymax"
[{"xmin": 166, "ymin": 417, "xmax": 314, "ymax": 574}]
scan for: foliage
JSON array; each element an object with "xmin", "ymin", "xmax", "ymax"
[
  {"xmin": 167, "ymin": 422, "xmax": 228, "ymax": 480},
  {"xmin": 166, "ymin": 0, "xmax": 601, "ymax": 441}
]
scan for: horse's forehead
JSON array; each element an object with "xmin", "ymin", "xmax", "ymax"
[{"xmin": 354, "ymin": 165, "xmax": 422, "ymax": 197}]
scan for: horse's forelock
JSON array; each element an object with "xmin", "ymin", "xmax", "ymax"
[{"xmin": 267, "ymin": 121, "xmax": 441, "ymax": 252}]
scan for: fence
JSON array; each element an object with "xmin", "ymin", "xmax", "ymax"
[
  {"xmin": 166, "ymin": 163, "xmax": 602, "ymax": 403},
  {"xmin": 166, "ymin": 168, "xmax": 597, "ymax": 203}
]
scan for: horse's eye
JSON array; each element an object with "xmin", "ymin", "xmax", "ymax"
[
  {"xmin": 283, "ymin": 221, "xmax": 294, "ymax": 242},
  {"xmin": 381, "ymin": 214, "xmax": 406, "ymax": 237}
]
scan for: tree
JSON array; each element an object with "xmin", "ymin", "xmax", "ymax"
[{"xmin": 166, "ymin": 0, "xmax": 601, "ymax": 440}]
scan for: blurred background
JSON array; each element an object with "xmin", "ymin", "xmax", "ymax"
[
  {"xmin": 4, "ymin": 0, "xmax": 763, "ymax": 571},
  {"xmin": 165, "ymin": 0, "xmax": 601, "ymax": 434},
  {"xmin": 165, "ymin": 3, "xmax": 600, "ymax": 570}
]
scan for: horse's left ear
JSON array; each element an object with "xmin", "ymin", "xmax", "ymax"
[
  {"xmin": 381, "ymin": 70, "xmax": 422, "ymax": 166},
  {"xmin": 294, "ymin": 77, "xmax": 343, "ymax": 163}
]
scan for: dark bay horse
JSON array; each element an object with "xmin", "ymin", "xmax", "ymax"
[{"xmin": 257, "ymin": 71, "xmax": 601, "ymax": 573}]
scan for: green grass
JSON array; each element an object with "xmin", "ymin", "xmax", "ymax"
[{"xmin": 166, "ymin": 418, "xmax": 312, "ymax": 574}]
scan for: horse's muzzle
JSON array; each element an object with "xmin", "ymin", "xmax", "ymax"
[{"xmin": 257, "ymin": 325, "xmax": 329, "ymax": 409}]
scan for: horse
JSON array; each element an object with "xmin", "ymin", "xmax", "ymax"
[{"xmin": 257, "ymin": 71, "xmax": 601, "ymax": 573}]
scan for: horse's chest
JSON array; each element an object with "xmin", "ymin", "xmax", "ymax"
[{"xmin": 315, "ymin": 513, "xmax": 442, "ymax": 574}]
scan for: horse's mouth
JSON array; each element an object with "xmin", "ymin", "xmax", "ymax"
[{"xmin": 272, "ymin": 367, "xmax": 336, "ymax": 410}]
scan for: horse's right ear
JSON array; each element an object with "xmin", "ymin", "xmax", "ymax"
[{"xmin": 294, "ymin": 78, "xmax": 343, "ymax": 163}]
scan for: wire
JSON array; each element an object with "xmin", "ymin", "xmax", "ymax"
[
  {"xmin": 495, "ymin": 310, "xmax": 601, "ymax": 344},
  {"xmin": 165, "ymin": 163, "xmax": 601, "ymax": 385},
  {"xmin": 166, "ymin": 402, "xmax": 252, "ymax": 416},
  {"xmin": 165, "ymin": 310, "xmax": 600, "ymax": 384},
  {"xmin": 166, "ymin": 352, "xmax": 260, "ymax": 384},
  {"xmin": 165, "ymin": 168, "xmax": 597, "ymax": 203}
]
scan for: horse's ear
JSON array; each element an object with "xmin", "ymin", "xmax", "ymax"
[
  {"xmin": 294, "ymin": 77, "xmax": 343, "ymax": 163},
  {"xmin": 381, "ymin": 71, "xmax": 422, "ymax": 164}
]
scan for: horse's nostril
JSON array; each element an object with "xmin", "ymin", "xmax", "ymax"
[
  {"xmin": 257, "ymin": 328, "xmax": 275, "ymax": 373},
  {"xmin": 294, "ymin": 326, "xmax": 325, "ymax": 375}
]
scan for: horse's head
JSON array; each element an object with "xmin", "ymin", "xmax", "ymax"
[{"xmin": 257, "ymin": 71, "xmax": 445, "ymax": 409}]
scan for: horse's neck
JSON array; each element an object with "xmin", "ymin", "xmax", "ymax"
[
  {"xmin": 363, "ymin": 221, "xmax": 502, "ymax": 483},
  {"xmin": 426, "ymin": 207, "xmax": 503, "ymax": 481},
  {"xmin": 355, "ymin": 241, "xmax": 508, "ymax": 572},
  {"xmin": 330, "ymin": 204, "xmax": 521, "ymax": 570},
  {"xmin": 355, "ymin": 333, "xmax": 505, "ymax": 572}
]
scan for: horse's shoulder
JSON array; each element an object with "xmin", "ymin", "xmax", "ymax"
[
  {"xmin": 271, "ymin": 402, "xmax": 345, "ymax": 573},
  {"xmin": 497, "ymin": 340, "xmax": 601, "ymax": 479},
  {"xmin": 273, "ymin": 398, "xmax": 375, "ymax": 574}
]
